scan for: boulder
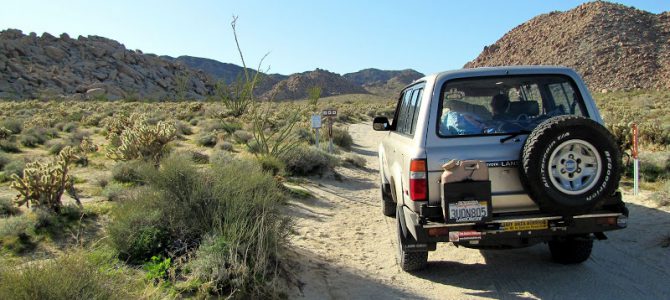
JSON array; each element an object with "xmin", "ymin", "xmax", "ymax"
[
  {"xmin": 85, "ymin": 87, "xmax": 105, "ymax": 99},
  {"xmin": 44, "ymin": 45, "xmax": 67, "ymax": 61}
]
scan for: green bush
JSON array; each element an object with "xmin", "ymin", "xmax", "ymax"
[
  {"xmin": 189, "ymin": 151, "xmax": 210, "ymax": 164},
  {"xmin": 0, "ymin": 152, "xmax": 10, "ymax": 170},
  {"xmin": 233, "ymin": 130, "xmax": 253, "ymax": 144},
  {"xmin": 102, "ymin": 182, "xmax": 127, "ymax": 201},
  {"xmin": 331, "ymin": 127, "xmax": 353, "ymax": 150},
  {"xmin": 0, "ymin": 140, "xmax": 21, "ymax": 153},
  {"xmin": 258, "ymin": 155, "xmax": 285, "ymax": 176},
  {"xmin": 107, "ymin": 154, "xmax": 290, "ymax": 297},
  {"xmin": 20, "ymin": 127, "xmax": 58, "ymax": 147},
  {"xmin": 175, "ymin": 121, "xmax": 193, "ymax": 136},
  {"xmin": 107, "ymin": 188, "xmax": 168, "ymax": 263},
  {"xmin": 0, "ymin": 251, "xmax": 138, "ymax": 299},
  {"xmin": 217, "ymin": 141, "xmax": 234, "ymax": 151},
  {"xmin": 62, "ymin": 122, "xmax": 78, "ymax": 133},
  {"xmin": 1, "ymin": 118, "xmax": 23, "ymax": 134},
  {"xmin": 0, "ymin": 214, "xmax": 34, "ymax": 254},
  {"xmin": 196, "ymin": 133, "xmax": 217, "ymax": 147},
  {"xmin": 3, "ymin": 160, "xmax": 25, "ymax": 178},
  {"xmin": 0, "ymin": 197, "xmax": 19, "ymax": 217},
  {"xmin": 282, "ymin": 146, "xmax": 337, "ymax": 176},
  {"xmin": 111, "ymin": 160, "xmax": 152, "ymax": 185}
]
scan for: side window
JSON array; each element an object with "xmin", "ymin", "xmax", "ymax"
[
  {"xmin": 409, "ymin": 88, "xmax": 423, "ymax": 134},
  {"xmin": 396, "ymin": 89, "xmax": 414, "ymax": 133},
  {"xmin": 548, "ymin": 82, "xmax": 583, "ymax": 115}
]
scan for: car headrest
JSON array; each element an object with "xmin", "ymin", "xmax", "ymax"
[
  {"xmin": 508, "ymin": 101, "xmax": 539, "ymax": 116},
  {"xmin": 444, "ymin": 100, "xmax": 492, "ymax": 120}
]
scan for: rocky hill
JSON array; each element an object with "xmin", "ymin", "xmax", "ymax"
[
  {"xmin": 0, "ymin": 29, "xmax": 215, "ymax": 100},
  {"xmin": 465, "ymin": 1, "xmax": 670, "ymax": 91},
  {"xmin": 343, "ymin": 68, "xmax": 423, "ymax": 86},
  {"xmin": 343, "ymin": 68, "xmax": 424, "ymax": 97},
  {"xmin": 161, "ymin": 55, "xmax": 245, "ymax": 83},
  {"xmin": 263, "ymin": 69, "xmax": 368, "ymax": 100}
]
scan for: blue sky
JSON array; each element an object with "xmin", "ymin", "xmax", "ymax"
[{"xmin": 0, "ymin": 0, "xmax": 667, "ymax": 75}]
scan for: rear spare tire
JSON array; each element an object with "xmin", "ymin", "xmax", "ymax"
[{"xmin": 520, "ymin": 115, "xmax": 620, "ymax": 216}]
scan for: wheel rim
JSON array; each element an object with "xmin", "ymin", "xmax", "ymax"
[{"xmin": 548, "ymin": 139, "xmax": 602, "ymax": 195}]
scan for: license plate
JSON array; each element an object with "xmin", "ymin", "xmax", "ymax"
[
  {"xmin": 448, "ymin": 200, "xmax": 489, "ymax": 223},
  {"xmin": 501, "ymin": 220, "xmax": 548, "ymax": 232}
]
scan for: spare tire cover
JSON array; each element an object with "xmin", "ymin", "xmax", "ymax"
[{"xmin": 520, "ymin": 115, "xmax": 621, "ymax": 215}]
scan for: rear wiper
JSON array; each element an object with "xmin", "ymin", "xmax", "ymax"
[{"xmin": 500, "ymin": 130, "xmax": 531, "ymax": 144}]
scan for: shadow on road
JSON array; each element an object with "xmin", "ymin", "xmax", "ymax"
[{"xmin": 410, "ymin": 202, "xmax": 670, "ymax": 299}]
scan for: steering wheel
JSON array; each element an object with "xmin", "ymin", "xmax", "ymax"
[{"xmin": 516, "ymin": 113, "xmax": 529, "ymax": 121}]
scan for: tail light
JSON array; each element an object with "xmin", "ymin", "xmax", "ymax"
[{"xmin": 409, "ymin": 159, "xmax": 428, "ymax": 201}]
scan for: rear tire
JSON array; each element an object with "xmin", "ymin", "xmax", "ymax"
[
  {"xmin": 548, "ymin": 235, "xmax": 593, "ymax": 264},
  {"xmin": 396, "ymin": 207, "xmax": 428, "ymax": 271},
  {"xmin": 381, "ymin": 184, "xmax": 395, "ymax": 217}
]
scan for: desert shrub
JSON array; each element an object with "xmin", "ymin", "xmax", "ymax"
[
  {"xmin": 20, "ymin": 127, "xmax": 58, "ymax": 147},
  {"xmin": 3, "ymin": 160, "xmax": 25, "ymax": 178},
  {"xmin": 112, "ymin": 160, "xmax": 152, "ymax": 185},
  {"xmin": 233, "ymin": 130, "xmax": 253, "ymax": 144},
  {"xmin": 331, "ymin": 127, "xmax": 353, "ymax": 150},
  {"xmin": 221, "ymin": 122, "xmax": 242, "ymax": 134},
  {"xmin": 189, "ymin": 151, "xmax": 210, "ymax": 164},
  {"xmin": 108, "ymin": 154, "xmax": 290, "ymax": 296},
  {"xmin": 0, "ymin": 251, "xmax": 138, "ymax": 299},
  {"xmin": 258, "ymin": 155, "xmax": 285, "ymax": 175},
  {"xmin": 196, "ymin": 133, "xmax": 218, "ymax": 147},
  {"xmin": 639, "ymin": 156, "xmax": 670, "ymax": 182},
  {"xmin": 282, "ymin": 146, "xmax": 337, "ymax": 176},
  {"xmin": 0, "ymin": 197, "xmax": 19, "ymax": 217},
  {"xmin": 0, "ymin": 214, "xmax": 34, "ymax": 254},
  {"xmin": 0, "ymin": 152, "xmax": 9, "ymax": 170},
  {"xmin": 1, "ymin": 118, "xmax": 23, "ymax": 134},
  {"xmin": 0, "ymin": 140, "xmax": 20, "ymax": 153},
  {"xmin": 107, "ymin": 188, "xmax": 168, "ymax": 263},
  {"xmin": 62, "ymin": 122, "xmax": 78, "ymax": 133},
  {"xmin": 175, "ymin": 121, "xmax": 193, "ymax": 136},
  {"xmin": 217, "ymin": 141, "xmax": 234, "ymax": 151},
  {"xmin": 343, "ymin": 153, "xmax": 366, "ymax": 169},
  {"xmin": 102, "ymin": 182, "xmax": 127, "ymax": 201},
  {"xmin": 47, "ymin": 140, "xmax": 67, "ymax": 155},
  {"xmin": 0, "ymin": 127, "xmax": 11, "ymax": 139},
  {"xmin": 246, "ymin": 140, "xmax": 262, "ymax": 154}
]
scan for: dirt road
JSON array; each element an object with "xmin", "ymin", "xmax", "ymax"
[{"xmin": 287, "ymin": 122, "xmax": 670, "ymax": 299}]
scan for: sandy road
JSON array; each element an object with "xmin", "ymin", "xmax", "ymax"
[{"xmin": 287, "ymin": 122, "xmax": 670, "ymax": 299}]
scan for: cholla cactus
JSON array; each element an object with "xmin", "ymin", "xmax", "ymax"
[
  {"xmin": 106, "ymin": 114, "xmax": 177, "ymax": 165},
  {"xmin": 0, "ymin": 127, "xmax": 11, "ymax": 139},
  {"xmin": 10, "ymin": 141, "xmax": 97, "ymax": 212}
]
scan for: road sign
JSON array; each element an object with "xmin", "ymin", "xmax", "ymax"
[
  {"xmin": 322, "ymin": 109, "xmax": 337, "ymax": 117},
  {"xmin": 311, "ymin": 114, "xmax": 322, "ymax": 128}
]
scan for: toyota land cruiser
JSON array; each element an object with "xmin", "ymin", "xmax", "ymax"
[{"xmin": 374, "ymin": 66, "xmax": 628, "ymax": 271}]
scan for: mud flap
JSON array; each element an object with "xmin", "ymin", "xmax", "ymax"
[{"xmin": 399, "ymin": 206, "xmax": 436, "ymax": 252}]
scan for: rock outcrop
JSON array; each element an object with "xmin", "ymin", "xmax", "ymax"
[
  {"xmin": 0, "ymin": 29, "xmax": 215, "ymax": 100},
  {"xmin": 263, "ymin": 69, "xmax": 368, "ymax": 100},
  {"xmin": 465, "ymin": 1, "xmax": 670, "ymax": 91}
]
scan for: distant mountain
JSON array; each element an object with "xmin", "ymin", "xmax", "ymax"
[
  {"xmin": 161, "ymin": 55, "xmax": 246, "ymax": 83},
  {"xmin": 464, "ymin": 1, "xmax": 670, "ymax": 91},
  {"xmin": 343, "ymin": 68, "xmax": 423, "ymax": 86},
  {"xmin": 344, "ymin": 68, "xmax": 424, "ymax": 97},
  {"xmin": 0, "ymin": 29, "xmax": 215, "ymax": 100},
  {"xmin": 263, "ymin": 69, "xmax": 368, "ymax": 100}
]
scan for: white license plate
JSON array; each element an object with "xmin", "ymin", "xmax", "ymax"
[{"xmin": 448, "ymin": 200, "xmax": 489, "ymax": 222}]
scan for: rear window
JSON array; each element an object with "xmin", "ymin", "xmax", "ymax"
[{"xmin": 437, "ymin": 75, "xmax": 587, "ymax": 137}]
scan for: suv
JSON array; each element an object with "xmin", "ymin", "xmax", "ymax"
[{"xmin": 374, "ymin": 66, "xmax": 628, "ymax": 271}]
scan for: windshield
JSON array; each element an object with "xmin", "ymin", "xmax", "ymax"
[{"xmin": 438, "ymin": 75, "xmax": 587, "ymax": 137}]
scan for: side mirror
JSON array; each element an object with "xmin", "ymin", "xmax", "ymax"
[{"xmin": 373, "ymin": 116, "xmax": 390, "ymax": 131}]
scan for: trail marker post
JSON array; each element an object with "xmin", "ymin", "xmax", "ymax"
[
  {"xmin": 322, "ymin": 109, "xmax": 337, "ymax": 153},
  {"xmin": 632, "ymin": 123, "xmax": 639, "ymax": 196}
]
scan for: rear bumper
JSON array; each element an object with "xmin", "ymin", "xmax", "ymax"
[{"xmin": 403, "ymin": 206, "xmax": 628, "ymax": 249}]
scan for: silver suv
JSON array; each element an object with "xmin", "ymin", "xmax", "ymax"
[{"xmin": 374, "ymin": 66, "xmax": 628, "ymax": 271}]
